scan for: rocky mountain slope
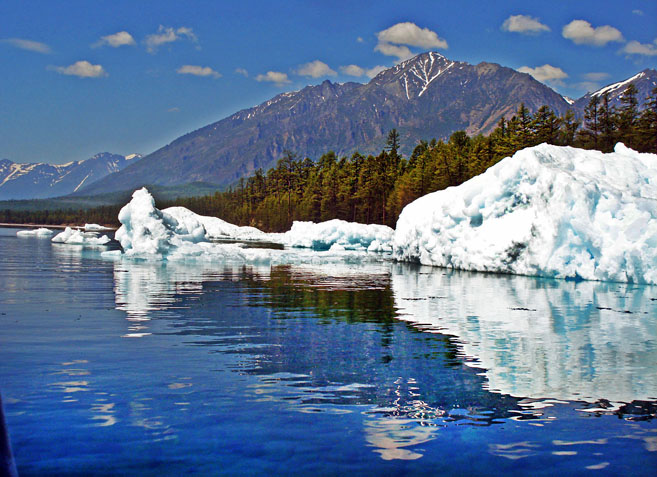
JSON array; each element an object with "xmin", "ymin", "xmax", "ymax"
[
  {"xmin": 81, "ymin": 52, "xmax": 574, "ymax": 194},
  {"xmin": 0, "ymin": 153, "xmax": 141, "ymax": 200},
  {"xmin": 573, "ymin": 69, "xmax": 657, "ymax": 112}
]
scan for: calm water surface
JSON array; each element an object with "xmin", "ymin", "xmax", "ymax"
[{"xmin": 0, "ymin": 227, "xmax": 655, "ymax": 475}]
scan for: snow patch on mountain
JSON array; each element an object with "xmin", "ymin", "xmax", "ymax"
[{"xmin": 592, "ymin": 71, "xmax": 645, "ymax": 98}]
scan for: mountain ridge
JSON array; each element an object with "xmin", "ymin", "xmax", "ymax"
[
  {"xmin": 11, "ymin": 52, "xmax": 656, "ymax": 199},
  {"xmin": 82, "ymin": 52, "xmax": 579, "ymax": 195},
  {"xmin": 0, "ymin": 152, "xmax": 142, "ymax": 200}
]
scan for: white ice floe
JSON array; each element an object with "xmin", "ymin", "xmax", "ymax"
[
  {"xmin": 394, "ymin": 143, "xmax": 657, "ymax": 284},
  {"xmin": 51, "ymin": 227, "xmax": 110, "ymax": 245},
  {"xmin": 84, "ymin": 223, "xmax": 112, "ymax": 231},
  {"xmin": 163, "ymin": 206, "xmax": 266, "ymax": 241},
  {"xmin": 16, "ymin": 227, "xmax": 54, "ymax": 237},
  {"xmin": 280, "ymin": 219, "xmax": 393, "ymax": 252}
]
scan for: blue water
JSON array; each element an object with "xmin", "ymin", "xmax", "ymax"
[{"xmin": 0, "ymin": 227, "xmax": 655, "ymax": 475}]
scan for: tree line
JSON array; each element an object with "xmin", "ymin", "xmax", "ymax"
[{"xmin": 2, "ymin": 84, "xmax": 656, "ymax": 230}]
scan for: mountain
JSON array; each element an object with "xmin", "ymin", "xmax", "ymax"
[
  {"xmin": 80, "ymin": 52, "xmax": 573, "ymax": 194},
  {"xmin": 573, "ymin": 69, "xmax": 657, "ymax": 112},
  {"xmin": 0, "ymin": 152, "xmax": 142, "ymax": 200}
]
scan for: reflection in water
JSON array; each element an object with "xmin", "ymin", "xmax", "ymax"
[
  {"xmin": 107, "ymin": 255, "xmax": 657, "ymax": 460},
  {"xmin": 391, "ymin": 265, "xmax": 657, "ymax": 403},
  {"xmin": 48, "ymin": 360, "xmax": 119, "ymax": 428},
  {"xmin": 3, "ymin": 227, "xmax": 657, "ymax": 473},
  {"xmin": 364, "ymin": 417, "xmax": 437, "ymax": 460}
]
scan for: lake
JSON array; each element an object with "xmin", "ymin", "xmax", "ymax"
[{"xmin": 1, "ymin": 227, "xmax": 655, "ymax": 475}]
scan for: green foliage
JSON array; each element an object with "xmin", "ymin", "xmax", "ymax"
[{"xmin": 3, "ymin": 85, "xmax": 656, "ymax": 230}]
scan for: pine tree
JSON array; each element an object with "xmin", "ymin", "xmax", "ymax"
[
  {"xmin": 617, "ymin": 84, "xmax": 639, "ymax": 148},
  {"xmin": 559, "ymin": 109, "xmax": 580, "ymax": 146},
  {"xmin": 386, "ymin": 129, "xmax": 400, "ymax": 157},
  {"xmin": 598, "ymin": 92, "xmax": 616, "ymax": 152},
  {"xmin": 637, "ymin": 86, "xmax": 657, "ymax": 153},
  {"xmin": 532, "ymin": 105, "xmax": 561, "ymax": 145},
  {"xmin": 582, "ymin": 95, "xmax": 601, "ymax": 148}
]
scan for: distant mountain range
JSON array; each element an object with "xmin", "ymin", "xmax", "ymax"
[
  {"xmin": 572, "ymin": 69, "xmax": 657, "ymax": 112},
  {"xmin": 0, "ymin": 153, "xmax": 141, "ymax": 200},
  {"xmin": 6, "ymin": 52, "xmax": 657, "ymax": 201}
]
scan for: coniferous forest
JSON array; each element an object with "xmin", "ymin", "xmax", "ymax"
[{"xmin": 2, "ymin": 85, "xmax": 656, "ymax": 231}]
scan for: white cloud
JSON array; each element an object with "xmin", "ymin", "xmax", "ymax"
[
  {"xmin": 340, "ymin": 64, "xmax": 387, "ymax": 79},
  {"xmin": 2, "ymin": 37, "xmax": 51, "ymax": 54},
  {"xmin": 518, "ymin": 64, "xmax": 568, "ymax": 85},
  {"xmin": 235, "ymin": 67, "xmax": 249, "ymax": 77},
  {"xmin": 340, "ymin": 64, "xmax": 365, "ymax": 77},
  {"xmin": 621, "ymin": 39, "xmax": 657, "ymax": 57},
  {"xmin": 296, "ymin": 60, "xmax": 336, "ymax": 78},
  {"xmin": 167, "ymin": 107, "xmax": 180, "ymax": 113},
  {"xmin": 501, "ymin": 15, "xmax": 550, "ymax": 34},
  {"xmin": 357, "ymin": 37, "xmax": 364, "ymax": 43},
  {"xmin": 562, "ymin": 20, "xmax": 624, "ymax": 46},
  {"xmin": 255, "ymin": 71, "xmax": 290, "ymax": 86},
  {"xmin": 51, "ymin": 60, "xmax": 107, "ymax": 78},
  {"xmin": 573, "ymin": 81, "xmax": 602, "ymax": 93},
  {"xmin": 176, "ymin": 65, "xmax": 221, "ymax": 78},
  {"xmin": 583, "ymin": 72, "xmax": 611, "ymax": 81},
  {"xmin": 374, "ymin": 42, "xmax": 413, "ymax": 60},
  {"xmin": 365, "ymin": 65, "xmax": 387, "ymax": 78},
  {"xmin": 145, "ymin": 25, "xmax": 197, "ymax": 53},
  {"xmin": 375, "ymin": 22, "xmax": 447, "ymax": 60},
  {"xmin": 94, "ymin": 31, "xmax": 135, "ymax": 48},
  {"xmin": 632, "ymin": 9, "xmax": 644, "ymax": 16}
]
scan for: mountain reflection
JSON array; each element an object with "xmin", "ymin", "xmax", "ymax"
[{"xmin": 391, "ymin": 265, "xmax": 657, "ymax": 404}]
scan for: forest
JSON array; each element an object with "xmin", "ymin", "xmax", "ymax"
[{"xmin": 2, "ymin": 84, "xmax": 656, "ymax": 231}]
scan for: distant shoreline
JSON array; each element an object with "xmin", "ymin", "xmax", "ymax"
[{"xmin": 0, "ymin": 223, "xmax": 117, "ymax": 231}]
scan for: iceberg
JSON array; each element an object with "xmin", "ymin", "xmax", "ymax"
[
  {"xmin": 393, "ymin": 143, "xmax": 657, "ymax": 284},
  {"xmin": 16, "ymin": 227, "xmax": 54, "ymax": 237},
  {"xmin": 51, "ymin": 227, "xmax": 110, "ymax": 245},
  {"xmin": 114, "ymin": 188, "xmax": 207, "ymax": 257}
]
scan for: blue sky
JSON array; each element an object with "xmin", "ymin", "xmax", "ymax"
[{"xmin": 2, "ymin": 0, "xmax": 656, "ymax": 164}]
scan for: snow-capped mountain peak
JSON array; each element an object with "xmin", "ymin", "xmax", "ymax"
[
  {"xmin": 371, "ymin": 51, "xmax": 458, "ymax": 99},
  {"xmin": 592, "ymin": 71, "xmax": 646, "ymax": 98},
  {"xmin": 0, "ymin": 153, "xmax": 143, "ymax": 200}
]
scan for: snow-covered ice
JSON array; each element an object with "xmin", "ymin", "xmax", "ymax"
[
  {"xmin": 394, "ymin": 143, "xmax": 657, "ymax": 284},
  {"xmin": 107, "ymin": 143, "xmax": 657, "ymax": 286},
  {"xmin": 16, "ymin": 227, "xmax": 53, "ymax": 237},
  {"xmin": 112, "ymin": 188, "xmax": 393, "ymax": 261},
  {"xmin": 280, "ymin": 219, "xmax": 393, "ymax": 252},
  {"xmin": 114, "ymin": 188, "xmax": 207, "ymax": 257},
  {"xmin": 163, "ymin": 206, "xmax": 265, "ymax": 241},
  {"xmin": 111, "ymin": 188, "xmax": 392, "ymax": 264},
  {"xmin": 52, "ymin": 227, "xmax": 111, "ymax": 245}
]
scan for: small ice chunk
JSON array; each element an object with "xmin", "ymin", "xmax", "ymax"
[
  {"xmin": 84, "ymin": 223, "xmax": 111, "ymax": 231},
  {"xmin": 281, "ymin": 219, "xmax": 394, "ymax": 251},
  {"xmin": 52, "ymin": 227, "xmax": 110, "ymax": 245},
  {"xmin": 16, "ymin": 228, "xmax": 54, "ymax": 237},
  {"xmin": 164, "ymin": 206, "xmax": 266, "ymax": 241}
]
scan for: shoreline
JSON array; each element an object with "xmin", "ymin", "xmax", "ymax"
[{"xmin": 0, "ymin": 223, "xmax": 117, "ymax": 231}]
